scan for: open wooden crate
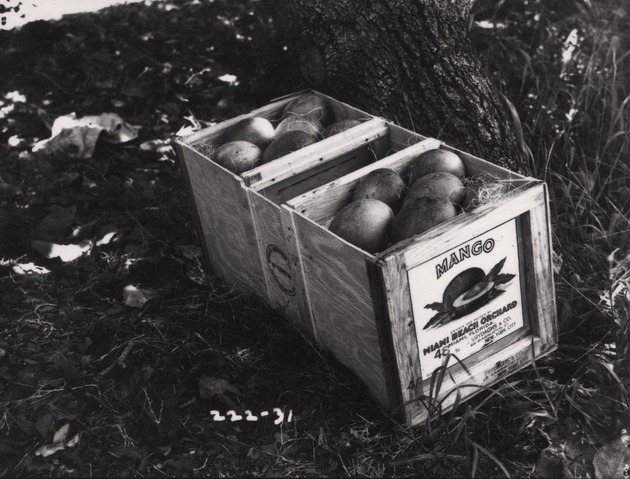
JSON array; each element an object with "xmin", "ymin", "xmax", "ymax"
[
  {"xmin": 286, "ymin": 140, "xmax": 558, "ymax": 424},
  {"xmin": 174, "ymin": 90, "xmax": 557, "ymax": 426}
]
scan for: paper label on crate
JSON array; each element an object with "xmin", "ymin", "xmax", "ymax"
[{"xmin": 407, "ymin": 219, "xmax": 525, "ymax": 381}]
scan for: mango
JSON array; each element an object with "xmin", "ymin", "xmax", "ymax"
[
  {"xmin": 274, "ymin": 116, "xmax": 324, "ymax": 138},
  {"xmin": 442, "ymin": 267, "xmax": 486, "ymax": 310},
  {"xmin": 322, "ymin": 119, "xmax": 362, "ymax": 138},
  {"xmin": 262, "ymin": 130, "xmax": 319, "ymax": 163},
  {"xmin": 281, "ymin": 93, "xmax": 331, "ymax": 125},
  {"xmin": 329, "ymin": 199, "xmax": 393, "ymax": 253},
  {"xmin": 212, "ymin": 140, "xmax": 263, "ymax": 174},
  {"xmin": 408, "ymin": 149, "xmax": 466, "ymax": 184},
  {"xmin": 220, "ymin": 117, "xmax": 275, "ymax": 150},
  {"xmin": 389, "ymin": 196, "xmax": 457, "ymax": 245},
  {"xmin": 403, "ymin": 172, "xmax": 466, "ymax": 207},
  {"xmin": 352, "ymin": 168, "xmax": 406, "ymax": 212}
]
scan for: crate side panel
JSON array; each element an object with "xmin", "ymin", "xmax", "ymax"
[
  {"xmin": 376, "ymin": 254, "xmax": 419, "ymax": 421},
  {"xmin": 323, "ymin": 95, "xmax": 377, "ymax": 123},
  {"xmin": 248, "ymin": 191, "xmax": 315, "ymax": 337},
  {"xmin": 386, "ymin": 123, "xmax": 429, "ymax": 150},
  {"xmin": 275, "ymin": 90, "xmax": 376, "ymax": 124},
  {"xmin": 174, "ymin": 140, "xmax": 215, "ymax": 273},
  {"xmin": 519, "ymin": 185, "xmax": 557, "ymax": 348},
  {"xmin": 293, "ymin": 214, "xmax": 390, "ymax": 408},
  {"xmin": 179, "ymin": 143, "xmax": 265, "ymax": 294}
]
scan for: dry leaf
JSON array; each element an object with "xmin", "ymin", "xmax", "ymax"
[
  {"xmin": 35, "ymin": 410, "xmax": 54, "ymax": 438},
  {"xmin": 34, "ymin": 205, "xmax": 76, "ymax": 242},
  {"xmin": 593, "ymin": 431, "xmax": 630, "ymax": 479},
  {"xmin": 95, "ymin": 224, "xmax": 120, "ymax": 246},
  {"xmin": 32, "ymin": 112, "xmax": 140, "ymax": 158},
  {"xmin": 534, "ymin": 444, "xmax": 569, "ymax": 478},
  {"xmin": 35, "ymin": 443, "xmax": 65, "ymax": 458},
  {"xmin": 53, "ymin": 423, "xmax": 70, "ymax": 444},
  {"xmin": 34, "ymin": 426, "xmax": 80, "ymax": 458},
  {"xmin": 12, "ymin": 262, "xmax": 51, "ymax": 275},
  {"xmin": 198, "ymin": 375, "xmax": 240, "ymax": 399},
  {"xmin": 123, "ymin": 285, "xmax": 160, "ymax": 308},
  {"xmin": 32, "ymin": 239, "xmax": 92, "ymax": 262}
]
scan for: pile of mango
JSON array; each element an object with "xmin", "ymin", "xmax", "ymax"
[
  {"xmin": 329, "ymin": 149, "xmax": 473, "ymax": 253},
  {"xmin": 211, "ymin": 94, "xmax": 361, "ymax": 174}
]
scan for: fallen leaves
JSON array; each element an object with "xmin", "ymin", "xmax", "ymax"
[
  {"xmin": 31, "ymin": 239, "xmax": 93, "ymax": 262},
  {"xmin": 199, "ymin": 375, "xmax": 241, "ymax": 399},
  {"xmin": 34, "ymin": 423, "xmax": 80, "ymax": 458},
  {"xmin": 123, "ymin": 284, "xmax": 160, "ymax": 308},
  {"xmin": 593, "ymin": 431, "xmax": 630, "ymax": 479},
  {"xmin": 32, "ymin": 112, "xmax": 141, "ymax": 159},
  {"xmin": 33, "ymin": 205, "xmax": 76, "ymax": 242}
]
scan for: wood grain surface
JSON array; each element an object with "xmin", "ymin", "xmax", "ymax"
[
  {"xmin": 243, "ymin": 118, "xmax": 389, "ymax": 191},
  {"xmin": 175, "ymin": 142, "xmax": 266, "ymax": 295},
  {"xmin": 247, "ymin": 189, "xmax": 316, "ymax": 337},
  {"xmin": 292, "ymin": 212, "xmax": 390, "ymax": 408}
]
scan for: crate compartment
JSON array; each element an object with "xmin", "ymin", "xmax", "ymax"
[{"xmin": 172, "ymin": 91, "xmax": 380, "ymax": 301}]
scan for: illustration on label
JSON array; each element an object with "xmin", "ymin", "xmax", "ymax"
[
  {"xmin": 407, "ymin": 219, "xmax": 525, "ymax": 380},
  {"xmin": 266, "ymin": 244, "xmax": 296, "ymax": 296}
]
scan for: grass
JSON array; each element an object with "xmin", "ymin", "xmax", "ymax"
[{"xmin": 458, "ymin": 0, "xmax": 630, "ymax": 474}]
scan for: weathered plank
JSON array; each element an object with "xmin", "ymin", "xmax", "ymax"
[
  {"xmin": 292, "ymin": 212, "xmax": 391, "ymax": 408},
  {"xmin": 175, "ymin": 142, "xmax": 266, "ymax": 295}
]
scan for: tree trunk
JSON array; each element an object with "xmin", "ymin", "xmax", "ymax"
[{"xmin": 265, "ymin": 0, "xmax": 527, "ymax": 174}]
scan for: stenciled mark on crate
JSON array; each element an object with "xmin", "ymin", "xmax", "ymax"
[
  {"xmin": 266, "ymin": 244, "xmax": 296, "ymax": 296},
  {"xmin": 210, "ymin": 408, "xmax": 292, "ymax": 425},
  {"xmin": 481, "ymin": 348, "xmax": 531, "ymax": 383}
]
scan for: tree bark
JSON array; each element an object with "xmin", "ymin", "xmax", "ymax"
[{"xmin": 265, "ymin": 0, "xmax": 527, "ymax": 174}]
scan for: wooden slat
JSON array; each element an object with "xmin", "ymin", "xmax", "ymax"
[
  {"xmin": 247, "ymin": 189, "xmax": 315, "ymax": 337},
  {"xmin": 287, "ymin": 138, "xmax": 442, "ymax": 224},
  {"xmin": 256, "ymin": 137, "xmax": 384, "ymax": 204},
  {"xmin": 292, "ymin": 211, "xmax": 391, "ymax": 408},
  {"xmin": 173, "ymin": 139, "xmax": 215, "ymax": 275},
  {"xmin": 374, "ymin": 253, "xmax": 416, "ymax": 417},
  {"xmin": 175, "ymin": 141, "xmax": 266, "ymax": 295},
  {"xmin": 520, "ymin": 184, "xmax": 558, "ymax": 348},
  {"xmin": 242, "ymin": 118, "xmax": 389, "ymax": 190},
  {"xmin": 387, "ymin": 123, "xmax": 429, "ymax": 150}
]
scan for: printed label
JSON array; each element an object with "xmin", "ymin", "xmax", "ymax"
[
  {"xmin": 407, "ymin": 219, "xmax": 525, "ymax": 380},
  {"xmin": 481, "ymin": 348, "xmax": 531, "ymax": 384},
  {"xmin": 266, "ymin": 244, "xmax": 296, "ymax": 296}
]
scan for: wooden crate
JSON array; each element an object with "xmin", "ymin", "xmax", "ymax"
[
  {"xmin": 286, "ymin": 141, "xmax": 557, "ymax": 425},
  {"xmin": 174, "ymin": 90, "xmax": 557, "ymax": 425}
]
